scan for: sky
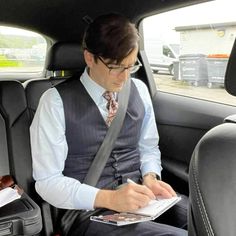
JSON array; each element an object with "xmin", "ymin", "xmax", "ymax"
[
  {"xmin": 0, "ymin": 26, "xmax": 39, "ymax": 36},
  {"xmin": 143, "ymin": 0, "xmax": 236, "ymax": 42}
]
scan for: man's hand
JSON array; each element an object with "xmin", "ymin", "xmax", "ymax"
[
  {"xmin": 142, "ymin": 174, "xmax": 176, "ymax": 198},
  {"xmin": 94, "ymin": 182, "xmax": 155, "ymax": 212}
]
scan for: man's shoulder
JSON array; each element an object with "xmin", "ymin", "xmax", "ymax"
[
  {"xmin": 39, "ymin": 87, "xmax": 62, "ymax": 108},
  {"xmin": 131, "ymin": 77, "xmax": 147, "ymax": 88},
  {"xmin": 131, "ymin": 78, "xmax": 149, "ymax": 97}
]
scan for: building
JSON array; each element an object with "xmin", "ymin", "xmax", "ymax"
[{"xmin": 175, "ymin": 21, "xmax": 236, "ymax": 55}]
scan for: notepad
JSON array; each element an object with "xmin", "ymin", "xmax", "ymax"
[{"xmin": 90, "ymin": 196, "xmax": 181, "ymax": 226}]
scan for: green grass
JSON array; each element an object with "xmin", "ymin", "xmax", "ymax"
[{"xmin": 0, "ymin": 55, "xmax": 22, "ymax": 67}]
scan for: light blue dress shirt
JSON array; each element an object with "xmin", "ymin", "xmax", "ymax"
[{"xmin": 30, "ymin": 68, "xmax": 162, "ymax": 210}]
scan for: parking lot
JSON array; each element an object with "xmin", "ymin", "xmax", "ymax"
[{"xmin": 154, "ymin": 73, "xmax": 236, "ymax": 106}]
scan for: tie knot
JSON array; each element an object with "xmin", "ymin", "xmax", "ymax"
[
  {"xmin": 102, "ymin": 91, "xmax": 118, "ymax": 126},
  {"xmin": 103, "ymin": 91, "xmax": 115, "ymax": 102}
]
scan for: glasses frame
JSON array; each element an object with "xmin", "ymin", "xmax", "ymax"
[{"xmin": 97, "ymin": 56, "xmax": 142, "ymax": 75}]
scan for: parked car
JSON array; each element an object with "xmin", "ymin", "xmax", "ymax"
[{"xmin": 0, "ymin": 0, "xmax": 236, "ymax": 235}]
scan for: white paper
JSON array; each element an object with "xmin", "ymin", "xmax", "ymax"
[
  {"xmin": 0, "ymin": 187, "xmax": 21, "ymax": 207},
  {"xmin": 133, "ymin": 196, "xmax": 181, "ymax": 218}
]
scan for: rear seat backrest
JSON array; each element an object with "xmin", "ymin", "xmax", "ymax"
[
  {"xmin": 0, "ymin": 106, "xmax": 9, "ymax": 176},
  {"xmin": 24, "ymin": 42, "xmax": 86, "ymax": 121},
  {"xmin": 0, "ymin": 81, "xmax": 34, "ymax": 195},
  {"xmin": 25, "ymin": 78, "xmax": 66, "ymax": 121}
]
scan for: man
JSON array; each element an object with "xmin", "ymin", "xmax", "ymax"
[{"xmin": 30, "ymin": 13, "xmax": 187, "ymax": 235}]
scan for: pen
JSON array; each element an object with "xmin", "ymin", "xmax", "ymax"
[
  {"xmin": 127, "ymin": 178, "xmax": 156, "ymax": 201},
  {"xmin": 127, "ymin": 178, "xmax": 136, "ymax": 184}
]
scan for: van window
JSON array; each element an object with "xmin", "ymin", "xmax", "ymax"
[
  {"xmin": 142, "ymin": 0, "xmax": 236, "ymax": 106},
  {"xmin": 0, "ymin": 26, "xmax": 46, "ymax": 75},
  {"xmin": 163, "ymin": 45, "xmax": 175, "ymax": 58}
]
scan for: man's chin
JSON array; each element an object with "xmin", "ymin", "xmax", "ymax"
[{"xmin": 113, "ymin": 83, "xmax": 124, "ymax": 92}]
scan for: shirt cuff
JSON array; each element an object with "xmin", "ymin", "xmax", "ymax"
[
  {"xmin": 75, "ymin": 184, "xmax": 100, "ymax": 210},
  {"xmin": 141, "ymin": 161, "xmax": 162, "ymax": 179}
]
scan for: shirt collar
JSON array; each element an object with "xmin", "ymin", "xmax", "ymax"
[{"xmin": 80, "ymin": 67, "xmax": 106, "ymax": 104}]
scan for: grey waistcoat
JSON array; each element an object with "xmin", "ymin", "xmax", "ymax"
[{"xmin": 56, "ymin": 78, "xmax": 145, "ymax": 189}]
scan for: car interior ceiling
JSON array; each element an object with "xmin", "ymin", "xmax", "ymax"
[
  {"xmin": 0, "ymin": 0, "xmax": 225, "ymax": 235},
  {"xmin": 0, "ymin": 0, "xmax": 209, "ymax": 42}
]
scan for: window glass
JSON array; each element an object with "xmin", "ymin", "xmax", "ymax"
[
  {"xmin": 0, "ymin": 26, "xmax": 46, "ymax": 73},
  {"xmin": 142, "ymin": 0, "xmax": 236, "ymax": 106}
]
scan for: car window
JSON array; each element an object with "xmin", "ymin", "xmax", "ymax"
[
  {"xmin": 0, "ymin": 26, "xmax": 46, "ymax": 76},
  {"xmin": 142, "ymin": 0, "xmax": 236, "ymax": 106}
]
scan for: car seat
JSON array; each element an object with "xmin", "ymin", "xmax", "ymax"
[
  {"xmin": 0, "ymin": 80, "xmax": 42, "ymax": 235},
  {"xmin": 188, "ymin": 39, "xmax": 236, "ymax": 236}
]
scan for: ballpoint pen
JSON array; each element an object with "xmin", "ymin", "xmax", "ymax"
[{"xmin": 127, "ymin": 178, "xmax": 136, "ymax": 184}]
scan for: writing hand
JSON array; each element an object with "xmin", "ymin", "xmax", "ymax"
[{"xmin": 94, "ymin": 181, "xmax": 155, "ymax": 212}]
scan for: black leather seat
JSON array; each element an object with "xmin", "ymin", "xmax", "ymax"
[
  {"xmin": 0, "ymin": 81, "xmax": 34, "ymax": 195},
  {"xmin": 0, "ymin": 81, "xmax": 42, "ymax": 235},
  {"xmin": 188, "ymin": 39, "xmax": 236, "ymax": 236}
]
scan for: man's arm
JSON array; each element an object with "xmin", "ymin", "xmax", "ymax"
[
  {"xmin": 133, "ymin": 78, "xmax": 176, "ymax": 198},
  {"xmin": 30, "ymin": 88, "xmax": 99, "ymax": 210},
  {"xmin": 132, "ymin": 78, "xmax": 162, "ymax": 177}
]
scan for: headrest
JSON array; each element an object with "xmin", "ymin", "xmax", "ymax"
[
  {"xmin": 45, "ymin": 42, "xmax": 86, "ymax": 71},
  {"xmin": 225, "ymin": 39, "xmax": 236, "ymax": 96}
]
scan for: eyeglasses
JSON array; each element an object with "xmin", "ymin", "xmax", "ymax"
[{"xmin": 98, "ymin": 56, "xmax": 142, "ymax": 75}]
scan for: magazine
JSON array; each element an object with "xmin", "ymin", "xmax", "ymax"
[{"xmin": 90, "ymin": 196, "xmax": 181, "ymax": 226}]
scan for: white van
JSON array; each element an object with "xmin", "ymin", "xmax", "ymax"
[{"xmin": 144, "ymin": 39, "xmax": 179, "ymax": 75}]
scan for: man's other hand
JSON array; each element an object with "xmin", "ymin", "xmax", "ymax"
[{"xmin": 142, "ymin": 175, "xmax": 176, "ymax": 198}]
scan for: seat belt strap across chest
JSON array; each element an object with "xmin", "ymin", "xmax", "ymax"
[{"xmin": 84, "ymin": 78, "xmax": 131, "ymax": 186}]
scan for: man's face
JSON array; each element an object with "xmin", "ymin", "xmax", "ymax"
[{"xmin": 85, "ymin": 47, "xmax": 138, "ymax": 92}]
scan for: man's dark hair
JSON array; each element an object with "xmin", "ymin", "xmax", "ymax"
[{"xmin": 82, "ymin": 13, "xmax": 139, "ymax": 64}]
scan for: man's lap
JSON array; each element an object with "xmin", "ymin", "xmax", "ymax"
[
  {"xmin": 155, "ymin": 194, "xmax": 188, "ymax": 229},
  {"xmin": 84, "ymin": 220, "xmax": 187, "ymax": 236},
  {"xmin": 68, "ymin": 194, "xmax": 188, "ymax": 235}
]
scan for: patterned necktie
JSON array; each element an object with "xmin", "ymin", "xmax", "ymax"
[{"xmin": 103, "ymin": 91, "xmax": 119, "ymax": 126}]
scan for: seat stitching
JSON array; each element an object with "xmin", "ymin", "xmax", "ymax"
[{"xmin": 192, "ymin": 155, "xmax": 214, "ymax": 236}]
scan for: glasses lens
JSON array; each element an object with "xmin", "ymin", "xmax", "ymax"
[
  {"xmin": 129, "ymin": 65, "xmax": 140, "ymax": 74},
  {"xmin": 129, "ymin": 59, "xmax": 142, "ymax": 74},
  {"xmin": 110, "ymin": 65, "xmax": 141, "ymax": 75},
  {"xmin": 110, "ymin": 67, "xmax": 124, "ymax": 75},
  {"xmin": 102, "ymin": 58, "xmax": 142, "ymax": 75}
]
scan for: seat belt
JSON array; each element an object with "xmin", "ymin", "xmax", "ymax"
[
  {"xmin": 83, "ymin": 77, "xmax": 131, "ymax": 186},
  {"xmin": 61, "ymin": 78, "xmax": 131, "ymax": 235}
]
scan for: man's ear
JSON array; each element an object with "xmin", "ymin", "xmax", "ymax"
[{"xmin": 84, "ymin": 50, "xmax": 94, "ymax": 68}]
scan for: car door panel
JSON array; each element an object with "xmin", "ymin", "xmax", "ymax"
[{"xmin": 152, "ymin": 91, "xmax": 236, "ymax": 192}]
